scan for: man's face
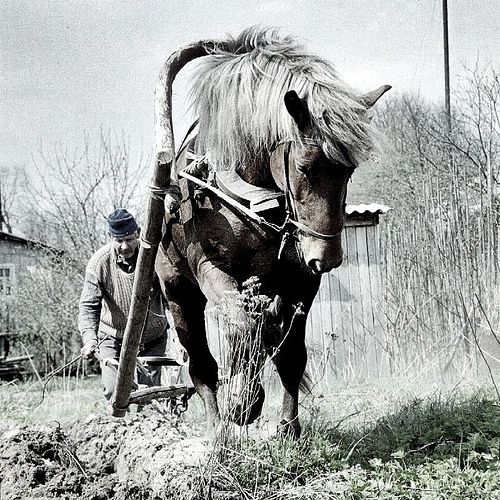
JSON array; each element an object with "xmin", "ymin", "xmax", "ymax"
[{"xmin": 112, "ymin": 232, "xmax": 139, "ymax": 259}]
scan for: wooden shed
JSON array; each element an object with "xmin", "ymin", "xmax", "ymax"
[
  {"xmin": 0, "ymin": 231, "xmax": 50, "ymax": 376},
  {"xmin": 305, "ymin": 203, "xmax": 390, "ymax": 381}
]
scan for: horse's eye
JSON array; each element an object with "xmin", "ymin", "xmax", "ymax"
[
  {"xmin": 296, "ymin": 162, "xmax": 312, "ymax": 177},
  {"xmin": 296, "ymin": 163, "xmax": 317, "ymax": 183},
  {"xmin": 296, "ymin": 163, "xmax": 308, "ymax": 174}
]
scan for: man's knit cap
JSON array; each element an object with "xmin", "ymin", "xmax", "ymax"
[{"xmin": 107, "ymin": 209, "xmax": 139, "ymax": 238}]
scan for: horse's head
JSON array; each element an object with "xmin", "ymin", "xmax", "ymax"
[{"xmin": 270, "ymin": 86, "xmax": 390, "ymax": 274}]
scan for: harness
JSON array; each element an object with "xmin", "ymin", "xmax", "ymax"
[{"xmin": 177, "ymin": 139, "xmax": 343, "ymax": 259}]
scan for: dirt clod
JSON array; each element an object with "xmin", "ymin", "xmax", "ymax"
[{"xmin": 0, "ymin": 408, "xmax": 207, "ymax": 500}]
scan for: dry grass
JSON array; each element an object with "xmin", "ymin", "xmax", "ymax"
[{"xmin": 380, "ymin": 169, "xmax": 500, "ymax": 387}]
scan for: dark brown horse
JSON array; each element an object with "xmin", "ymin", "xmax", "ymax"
[{"xmin": 153, "ymin": 28, "xmax": 390, "ymax": 437}]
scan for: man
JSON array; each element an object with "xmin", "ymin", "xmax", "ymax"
[{"xmin": 79, "ymin": 208, "xmax": 168, "ymax": 400}]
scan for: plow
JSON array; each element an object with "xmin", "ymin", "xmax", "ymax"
[{"xmin": 95, "ymin": 352, "xmax": 194, "ymax": 411}]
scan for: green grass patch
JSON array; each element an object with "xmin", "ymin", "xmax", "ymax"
[
  {"xmin": 204, "ymin": 391, "xmax": 500, "ymax": 499},
  {"xmin": 327, "ymin": 391, "xmax": 500, "ymax": 466}
]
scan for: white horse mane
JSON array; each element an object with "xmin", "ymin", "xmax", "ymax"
[{"xmin": 190, "ymin": 27, "xmax": 374, "ymax": 173}]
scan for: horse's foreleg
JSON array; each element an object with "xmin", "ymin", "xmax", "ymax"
[
  {"xmin": 162, "ymin": 275, "xmax": 220, "ymax": 433},
  {"xmin": 197, "ymin": 262, "xmax": 266, "ymax": 425},
  {"xmin": 271, "ymin": 314, "xmax": 308, "ymax": 439}
]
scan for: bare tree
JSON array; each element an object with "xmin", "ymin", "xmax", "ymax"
[
  {"xmin": 0, "ymin": 166, "xmax": 25, "ymax": 234},
  {"xmin": 26, "ymin": 129, "xmax": 149, "ymax": 258},
  {"xmin": 451, "ymin": 65, "xmax": 500, "ymax": 203},
  {"xmin": 375, "ymin": 63, "xmax": 500, "ymax": 376},
  {"xmin": 9, "ymin": 131, "xmax": 151, "ymax": 372}
]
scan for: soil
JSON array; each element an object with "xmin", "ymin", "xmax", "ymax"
[{"xmin": 0, "ymin": 407, "xmax": 212, "ymax": 500}]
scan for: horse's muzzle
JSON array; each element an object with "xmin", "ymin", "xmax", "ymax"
[
  {"xmin": 307, "ymin": 255, "xmax": 343, "ymax": 274},
  {"xmin": 302, "ymin": 236, "xmax": 343, "ymax": 274}
]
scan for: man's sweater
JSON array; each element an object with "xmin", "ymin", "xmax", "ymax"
[{"xmin": 78, "ymin": 243, "xmax": 167, "ymax": 345}]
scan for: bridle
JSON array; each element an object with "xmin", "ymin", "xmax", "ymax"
[{"xmin": 270, "ymin": 139, "xmax": 345, "ymax": 241}]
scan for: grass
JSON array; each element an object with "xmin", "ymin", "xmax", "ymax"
[
  {"xmin": 202, "ymin": 386, "xmax": 500, "ymax": 499},
  {"xmin": 336, "ymin": 393, "xmax": 500, "ymax": 466},
  {"xmin": 1, "ymin": 373, "xmax": 499, "ymax": 499},
  {"xmin": 0, "ymin": 375, "xmax": 108, "ymax": 427}
]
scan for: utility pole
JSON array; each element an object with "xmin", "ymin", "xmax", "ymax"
[
  {"xmin": 442, "ymin": 0, "xmax": 451, "ymax": 134},
  {"xmin": 0, "ymin": 181, "xmax": 3, "ymax": 232}
]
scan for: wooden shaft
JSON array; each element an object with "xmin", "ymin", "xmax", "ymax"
[
  {"xmin": 154, "ymin": 40, "xmax": 232, "ymax": 173},
  {"xmin": 111, "ymin": 230, "xmax": 159, "ymax": 416},
  {"xmin": 111, "ymin": 40, "xmax": 229, "ymax": 417}
]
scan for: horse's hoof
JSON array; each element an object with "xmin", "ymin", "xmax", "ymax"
[
  {"xmin": 229, "ymin": 384, "xmax": 265, "ymax": 426},
  {"xmin": 277, "ymin": 419, "xmax": 301, "ymax": 439}
]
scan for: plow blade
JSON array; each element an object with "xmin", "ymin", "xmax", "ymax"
[{"xmin": 129, "ymin": 385, "xmax": 196, "ymax": 406}]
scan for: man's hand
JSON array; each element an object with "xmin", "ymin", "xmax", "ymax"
[{"xmin": 81, "ymin": 339, "xmax": 97, "ymax": 359}]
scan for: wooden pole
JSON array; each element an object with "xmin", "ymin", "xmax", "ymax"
[
  {"xmin": 111, "ymin": 40, "xmax": 229, "ymax": 417},
  {"xmin": 442, "ymin": 0, "xmax": 451, "ymax": 134},
  {"xmin": 0, "ymin": 181, "xmax": 4, "ymax": 232}
]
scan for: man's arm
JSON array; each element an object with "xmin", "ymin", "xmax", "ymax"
[{"xmin": 78, "ymin": 273, "xmax": 103, "ymax": 357}]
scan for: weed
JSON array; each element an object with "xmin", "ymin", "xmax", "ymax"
[
  {"xmin": 200, "ymin": 389, "xmax": 500, "ymax": 499},
  {"xmin": 326, "ymin": 391, "xmax": 500, "ymax": 467}
]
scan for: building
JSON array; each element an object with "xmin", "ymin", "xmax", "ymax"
[
  {"xmin": 306, "ymin": 204, "xmax": 390, "ymax": 381},
  {"xmin": 0, "ymin": 231, "xmax": 52, "ymax": 376}
]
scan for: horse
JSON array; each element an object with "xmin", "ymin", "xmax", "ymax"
[{"xmin": 154, "ymin": 28, "xmax": 390, "ymax": 437}]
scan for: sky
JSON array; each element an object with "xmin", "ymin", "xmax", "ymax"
[{"xmin": 1, "ymin": 0, "xmax": 499, "ymax": 170}]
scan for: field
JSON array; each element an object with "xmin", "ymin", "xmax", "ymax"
[{"xmin": 1, "ymin": 373, "xmax": 499, "ymax": 499}]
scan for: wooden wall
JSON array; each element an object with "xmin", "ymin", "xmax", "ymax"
[
  {"xmin": 305, "ymin": 217, "xmax": 387, "ymax": 382},
  {"xmin": 0, "ymin": 237, "xmax": 45, "ymax": 334}
]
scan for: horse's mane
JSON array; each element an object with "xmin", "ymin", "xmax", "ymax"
[{"xmin": 190, "ymin": 27, "xmax": 374, "ymax": 173}]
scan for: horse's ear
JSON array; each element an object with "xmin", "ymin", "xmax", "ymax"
[
  {"xmin": 360, "ymin": 85, "xmax": 392, "ymax": 109},
  {"xmin": 284, "ymin": 90, "xmax": 310, "ymax": 131}
]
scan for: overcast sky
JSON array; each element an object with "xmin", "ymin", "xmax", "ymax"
[{"xmin": 1, "ymin": 0, "xmax": 498, "ymax": 169}]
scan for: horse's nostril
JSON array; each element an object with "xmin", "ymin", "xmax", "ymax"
[
  {"xmin": 308, "ymin": 257, "xmax": 342, "ymax": 273},
  {"xmin": 308, "ymin": 259, "xmax": 324, "ymax": 274},
  {"xmin": 331, "ymin": 256, "xmax": 343, "ymax": 269}
]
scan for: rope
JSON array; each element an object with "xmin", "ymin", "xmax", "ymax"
[
  {"xmin": 148, "ymin": 185, "xmax": 168, "ymax": 201},
  {"xmin": 139, "ymin": 235, "xmax": 160, "ymax": 249},
  {"xmin": 148, "ymin": 184, "xmax": 181, "ymax": 202}
]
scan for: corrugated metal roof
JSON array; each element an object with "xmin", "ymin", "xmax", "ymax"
[{"xmin": 346, "ymin": 203, "xmax": 391, "ymax": 215}]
